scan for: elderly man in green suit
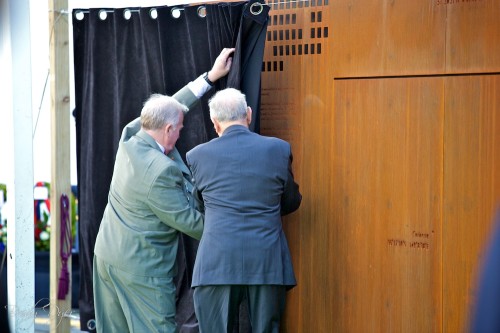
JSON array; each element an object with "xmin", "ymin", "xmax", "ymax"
[{"xmin": 93, "ymin": 48, "xmax": 235, "ymax": 333}]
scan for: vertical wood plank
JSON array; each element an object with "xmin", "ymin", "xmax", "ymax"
[
  {"xmin": 48, "ymin": 0, "xmax": 72, "ymax": 332},
  {"xmin": 261, "ymin": 1, "xmax": 334, "ymax": 331},
  {"xmin": 332, "ymin": 77, "xmax": 444, "ymax": 332},
  {"xmin": 443, "ymin": 75, "xmax": 500, "ymax": 333}
]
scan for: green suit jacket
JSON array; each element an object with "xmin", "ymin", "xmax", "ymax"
[{"xmin": 94, "ymin": 85, "xmax": 204, "ymax": 278}]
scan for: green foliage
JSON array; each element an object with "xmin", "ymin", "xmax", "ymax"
[{"xmin": 0, "ymin": 183, "xmax": 6, "ymax": 202}]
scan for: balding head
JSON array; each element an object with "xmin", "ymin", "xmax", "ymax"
[
  {"xmin": 208, "ymin": 88, "xmax": 248, "ymax": 123},
  {"xmin": 208, "ymin": 88, "xmax": 252, "ymax": 136}
]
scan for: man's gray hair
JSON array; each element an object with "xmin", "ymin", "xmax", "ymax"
[
  {"xmin": 208, "ymin": 88, "xmax": 247, "ymax": 122},
  {"xmin": 140, "ymin": 94, "xmax": 188, "ymax": 130}
]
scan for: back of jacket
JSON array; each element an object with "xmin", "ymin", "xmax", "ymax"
[
  {"xmin": 186, "ymin": 125, "xmax": 301, "ymax": 287},
  {"xmin": 94, "ymin": 85, "xmax": 204, "ymax": 278},
  {"xmin": 94, "ymin": 130, "xmax": 204, "ymax": 278}
]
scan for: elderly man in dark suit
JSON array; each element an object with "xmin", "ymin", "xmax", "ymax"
[
  {"xmin": 186, "ymin": 88, "xmax": 302, "ymax": 333},
  {"xmin": 93, "ymin": 49, "xmax": 234, "ymax": 333}
]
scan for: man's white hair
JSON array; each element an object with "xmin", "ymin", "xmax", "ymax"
[
  {"xmin": 208, "ymin": 88, "xmax": 247, "ymax": 122},
  {"xmin": 140, "ymin": 94, "xmax": 188, "ymax": 130}
]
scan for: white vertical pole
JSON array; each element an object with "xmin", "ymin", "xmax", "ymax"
[{"xmin": 7, "ymin": 0, "xmax": 35, "ymax": 331}]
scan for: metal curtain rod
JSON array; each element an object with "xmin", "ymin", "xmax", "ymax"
[
  {"xmin": 73, "ymin": 1, "xmax": 273, "ymax": 21},
  {"xmin": 72, "ymin": 0, "xmax": 315, "ymax": 21}
]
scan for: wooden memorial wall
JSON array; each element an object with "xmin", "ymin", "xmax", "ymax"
[{"xmin": 259, "ymin": 0, "xmax": 500, "ymax": 332}]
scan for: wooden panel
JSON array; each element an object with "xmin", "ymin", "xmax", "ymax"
[
  {"xmin": 261, "ymin": 44, "xmax": 304, "ymax": 333},
  {"xmin": 443, "ymin": 75, "xmax": 500, "ymax": 332},
  {"xmin": 332, "ymin": 0, "xmax": 500, "ymax": 78},
  {"xmin": 446, "ymin": 1, "xmax": 500, "ymax": 73},
  {"xmin": 262, "ymin": 1, "xmax": 335, "ymax": 331},
  {"xmin": 260, "ymin": 1, "xmax": 500, "ymax": 332},
  {"xmin": 332, "ymin": 0, "xmax": 446, "ymax": 78},
  {"xmin": 332, "ymin": 77, "xmax": 444, "ymax": 332}
]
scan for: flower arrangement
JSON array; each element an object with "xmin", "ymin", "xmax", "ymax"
[
  {"xmin": 0, "ymin": 182, "xmax": 78, "ymax": 253},
  {"xmin": 34, "ymin": 182, "xmax": 51, "ymax": 251},
  {"xmin": 0, "ymin": 222, "xmax": 6, "ymax": 254},
  {"xmin": 0, "ymin": 223, "xmax": 5, "ymax": 253}
]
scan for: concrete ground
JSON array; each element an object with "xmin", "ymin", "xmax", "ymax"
[{"xmin": 34, "ymin": 308, "xmax": 86, "ymax": 333}]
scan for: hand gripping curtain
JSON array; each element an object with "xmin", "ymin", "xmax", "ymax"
[{"xmin": 72, "ymin": 1, "xmax": 269, "ymax": 331}]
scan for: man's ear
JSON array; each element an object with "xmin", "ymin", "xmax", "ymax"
[
  {"xmin": 246, "ymin": 107, "xmax": 252, "ymax": 126},
  {"xmin": 165, "ymin": 123, "xmax": 173, "ymax": 135}
]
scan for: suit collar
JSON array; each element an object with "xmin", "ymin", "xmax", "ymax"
[
  {"xmin": 167, "ymin": 148, "xmax": 191, "ymax": 175},
  {"xmin": 136, "ymin": 129, "xmax": 190, "ymax": 175},
  {"xmin": 222, "ymin": 124, "xmax": 250, "ymax": 136},
  {"xmin": 136, "ymin": 130, "xmax": 163, "ymax": 154}
]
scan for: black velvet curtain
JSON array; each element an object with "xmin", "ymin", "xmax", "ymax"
[{"xmin": 72, "ymin": 2, "xmax": 268, "ymax": 331}]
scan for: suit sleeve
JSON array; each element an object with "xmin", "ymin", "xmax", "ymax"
[
  {"xmin": 147, "ymin": 163, "xmax": 204, "ymax": 240},
  {"xmin": 281, "ymin": 152, "xmax": 302, "ymax": 216},
  {"xmin": 173, "ymin": 75, "xmax": 212, "ymax": 110},
  {"xmin": 173, "ymin": 85, "xmax": 201, "ymax": 110}
]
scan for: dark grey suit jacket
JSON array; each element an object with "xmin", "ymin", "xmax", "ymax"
[{"xmin": 186, "ymin": 125, "xmax": 301, "ymax": 288}]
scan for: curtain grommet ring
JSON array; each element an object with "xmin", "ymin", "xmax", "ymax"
[
  {"xmin": 74, "ymin": 10, "xmax": 87, "ymax": 21},
  {"xmin": 249, "ymin": 2, "xmax": 264, "ymax": 16},
  {"xmin": 171, "ymin": 7, "xmax": 183, "ymax": 19},
  {"xmin": 123, "ymin": 9, "xmax": 132, "ymax": 20},
  {"xmin": 98, "ymin": 9, "xmax": 108, "ymax": 21},
  {"xmin": 197, "ymin": 6, "xmax": 207, "ymax": 18},
  {"xmin": 150, "ymin": 8, "xmax": 158, "ymax": 19}
]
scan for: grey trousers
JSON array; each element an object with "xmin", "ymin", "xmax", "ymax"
[
  {"xmin": 193, "ymin": 285, "xmax": 286, "ymax": 333},
  {"xmin": 93, "ymin": 255, "xmax": 177, "ymax": 333}
]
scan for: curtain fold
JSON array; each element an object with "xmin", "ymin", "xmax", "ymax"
[{"xmin": 73, "ymin": 1, "xmax": 268, "ymax": 331}]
